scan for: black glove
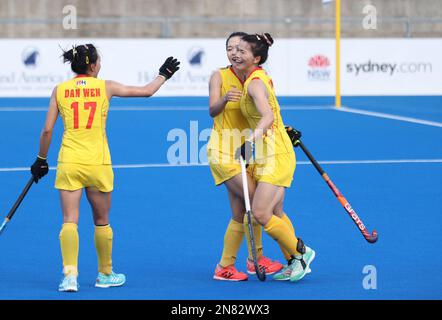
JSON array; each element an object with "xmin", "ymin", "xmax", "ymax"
[
  {"xmin": 31, "ymin": 156, "xmax": 49, "ymax": 183},
  {"xmin": 235, "ymin": 140, "xmax": 254, "ymax": 165},
  {"xmin": 159, "ymin": 56, "xmax": 180, "ymax": 80},
  {"xmin": 285, "ymin": 126, "xmax": 302, "ymax": 147}
]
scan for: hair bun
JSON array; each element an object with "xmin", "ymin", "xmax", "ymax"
[{"xmin": 262, "ymin": 33, "xmax": 274, "ymax": 47}]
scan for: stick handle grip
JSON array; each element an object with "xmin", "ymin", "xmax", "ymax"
[
  {"xmin": 6, "ymin": 177, "xmax": 34, "ymax": 220},
  {"xmin": 298, "ymin": 141, "xmax": 325, "ymax": 175}
]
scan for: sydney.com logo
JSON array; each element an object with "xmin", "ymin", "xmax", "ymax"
[{"xmin": 347, "ymin": 60, "xmax": 432, "ymax": 76}]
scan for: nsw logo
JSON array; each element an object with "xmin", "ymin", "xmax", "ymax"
[
  {"xmin": 187, "ymin": 47, "xmax": 205, "ymax": 68},
  {"xmin": 307, "ymin": 54, "xmax": 331, "ymax": 81},
  {"xmin": 22, "ymin": 47, "xmax": 40, "ymax": 68}
]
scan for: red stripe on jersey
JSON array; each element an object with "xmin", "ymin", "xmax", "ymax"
[
  {"xmin": 245, "ymin": 67, "xmax": 263, "ymax": 82},
  {"xmin": 229, "ymin": 67, "xmax": 244, "ymax": 85}
]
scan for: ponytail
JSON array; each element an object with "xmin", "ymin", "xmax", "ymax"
[{"xmin": 62, "ymin": 43, "xmax": 98, "ymax": 74}]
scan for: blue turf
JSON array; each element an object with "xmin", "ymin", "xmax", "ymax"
[
  {"xmin": 342, "ymin": 96, "xmax": 442, "ymax": 123},
  {"xmin": 0, "ymin": 96, "xmax": 441, "ymax": 299}
]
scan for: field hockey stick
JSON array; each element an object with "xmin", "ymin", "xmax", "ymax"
[
  {"xmin": 0, "ymin": 177, "xmax": 35, "ymax": 236},
  {"xmin": 296, "ymin": 140, "xmax": 378, "ymax": 244},
  {"xmin": 239, "ymin": 156, "xmax": 266, "ymax": 281}
]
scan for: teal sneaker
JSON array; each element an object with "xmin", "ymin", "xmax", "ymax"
[
  {"xmin": 273, "ymin": 263, "xmax": 311, "ymax": 281},
  {"xmin": 58, "ymin": 274, "xmax": 79, "ymax": 292},
  {"xmin": 289, "ymin": 246, "xmax": 316, "ymax": 282},
  {"xmin": 95, "ymin": 271, "xmax": 126, "ymax": 288}
]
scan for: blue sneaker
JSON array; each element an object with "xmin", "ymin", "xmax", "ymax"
[
  {"xmin": 58, "ymin": 274, "xmax": 79, "ymax": 292},
  {"xmin": 95, "ymin": 271, "xmax": 126, "ymax": 288}
]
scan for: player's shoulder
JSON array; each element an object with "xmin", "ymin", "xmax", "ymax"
[
  {"xmin": 254, "ymin": 67, "xmax": 268, "ymax": 77},
  {"xmin": 248, "ymin": 68, "xmax": 269, "ymax": 83},
  {"xmin": 219, "ymin": 65, "xmax": 236, "ymax": 77},
  {"xmin": 57, "ymin": 77, "xmax": 72, "ymax": 87},
  {"xmin": 87, "ymin": 76, "xmax": 105, "ymax": 84},
  {"xmin": 209, "ymin": 68, "xmax": 223, "ymax": 82}
]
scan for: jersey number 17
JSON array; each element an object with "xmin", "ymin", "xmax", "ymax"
[{"xmin": 71, "ymin": 101, "xmax": 97, "ymax": 129}]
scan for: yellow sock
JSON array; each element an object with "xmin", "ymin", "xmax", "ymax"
[
  {"xmin": 264, "ymin": 215, "xmax": 300, "ymax": 257},
  {"xmin": 220, "ymin": 219, "xmax": 244, "ymax": 267},
  {"xmin": 279, "ymin": 213, "xmax": 297, "ymax": 261},
  {"xmin": 59, "ymin": 223, "xmax": 79, "ymax": 276},
  {"xmin": 94, "ymin": 225, "xmax": 113, "ymax": 275},
  {"xmin": 243, "ymin": 214, "xmax": 263, "ymax": 260}
]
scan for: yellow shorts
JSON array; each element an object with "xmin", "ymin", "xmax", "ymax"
[
  {"xmin": 250, "ymin": 151, "xmax": 296, "ymax": 188},
  {"xmin": 208, "ymin": 149, "xmax": 253, "ymax": 186},
  {"xmin": 55, "ymin": 163, "xmax": 114, "ymax": 192}
]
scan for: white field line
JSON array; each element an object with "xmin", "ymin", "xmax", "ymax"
[
  {"xmin": 336, "ymin": 106, "xmax": 442, "ymax": 128},
  {"xmin": 1, "ymin": 158, "xmax": 442, "ymax": 172},
  {"xmin": 3, "ymin": 104, "xmax": 441, "ymax": 128},
  {"xmin": 0, "ymin": 105, "xmax": 333, "ymax": 112}
]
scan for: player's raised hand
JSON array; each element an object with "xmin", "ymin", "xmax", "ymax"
[{"xmin": 159, "ymin": 57, "xmax": 180, "ymax": 80}]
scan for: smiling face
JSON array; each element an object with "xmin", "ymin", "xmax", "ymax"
[
  {"xmin": 234, "ymin": 40, "xmax": 261, "ymax": 75},
  {"xmin": 226, "ymin": 36, "xmax": 242, "ymax": 66}
]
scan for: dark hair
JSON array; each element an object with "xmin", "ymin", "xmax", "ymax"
[
  {"xmin": 225, "ymin": 31, "xmax": 248, "ymax": 48},
  {"xmin": 241, "ymin": 33, "xmax": 274, "ymax": 65},
  {"xmin": 62, "ymin": 44, "xmax": 98, "ymax": 74}
]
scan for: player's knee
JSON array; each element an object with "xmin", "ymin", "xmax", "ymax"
[
  {"xmin": 232, "ymin": 210, "xmax": 245, "ymax": 223},
  {"xmin": 250, "ymin": 207, "xmax": 269, "ymax": 226},
  {"xmin": 94, "ymin": 217, "xmax": 109, "ymax": 226},
  {"xmin": 93, "ymin": 211, "xmax": 110, "ymax": 226},
  {"xmin": 62, "ymin": 211, "xmax": 79, "ymax": 224},
  {"xmin": 273, "ymin": 205, "xmax": 284, "ymax": 217}
]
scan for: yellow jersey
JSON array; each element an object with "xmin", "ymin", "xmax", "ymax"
[
  {"xmin": 56, "ymin": 75, "xmax": 111, "ymax": 165},
  {"xmin": 240, "ymin": 68, "xmax": 293, "ymax": 159},
  {"xmin": 207, "ymin": 67, "xmax": 250, "ymax": 156}
]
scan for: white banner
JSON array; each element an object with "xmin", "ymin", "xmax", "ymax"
[
  {"xmin": 341, "ymin": 39, "xmax": 439, "ymax": 95},
  {"xmin": 0, "ymin": 38, "xmax": 440, "ymax": 97}
]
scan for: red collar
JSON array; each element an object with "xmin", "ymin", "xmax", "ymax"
[
  {"xmin": 245, "ymin": 67, "xmax": 263, "ymax": 82},
  {"xmin": 229, "ymin": 66, "xmax": 244, "ymax": 85},
  {"xmin": 74, "ymin": 74, "xmax": 90, "ymax": 78}
]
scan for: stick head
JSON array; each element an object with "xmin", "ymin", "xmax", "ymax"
[
  {"xmin": 366, "ymin": 230, "xmax": 378, "ymax": 243},
  {"xmin": 257, "ymin": 270, "xmax": 266, "ymax": 282}
]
